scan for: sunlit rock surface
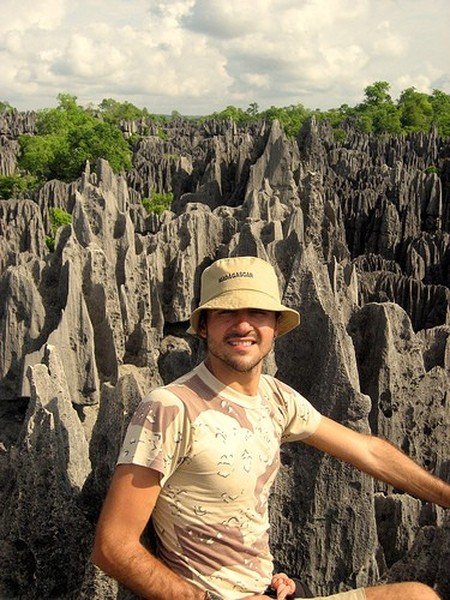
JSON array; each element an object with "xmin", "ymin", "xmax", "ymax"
[{"xmin": 0, "ymin": 114, "xmax": 448, "ymax": 598}]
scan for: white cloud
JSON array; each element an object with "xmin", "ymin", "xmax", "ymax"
[
  {"xmin": 0, "ymin": 0, "xmax": 448, "ymax": 113},
  {"xmin": 0, "ymin": 0, "xmax": 67, "ymax": 34},
  {"xmin": 52, "ymin": 32, "xmax": 127, "ymax": 79},
  {"xmin": 243, "ymin": 73, "xmax": 271, "ymax": 89},
  {"xmin": 372, "ymin": 21, "xmax": 407, "ymax": 58},
  {"xmin": 183, "ymin": 0, "xmax": 271, "ymax": 39},
  {"xmin": 373, "ymin": 34, "xmax": 407, "ymax": 58}
]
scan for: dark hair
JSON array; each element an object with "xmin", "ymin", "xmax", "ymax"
[{"xmin": 198, "ymin": 310, "xmax": 207, "ymax": 333}]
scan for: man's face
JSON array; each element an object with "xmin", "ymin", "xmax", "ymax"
[{"xmin": 199, "ymin": 308, "xmax": 279, "ymax": 375}]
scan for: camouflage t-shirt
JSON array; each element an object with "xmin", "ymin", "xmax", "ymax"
[{"xmin": 117, "ymin": 362, "xmax": 322, "ymax": 599}]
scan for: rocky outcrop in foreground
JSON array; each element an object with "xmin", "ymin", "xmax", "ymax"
[{"xmin": 0, "ymin": 115, "xmax": 449, "ymax": 599}]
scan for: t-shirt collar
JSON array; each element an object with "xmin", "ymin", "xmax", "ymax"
[{"xmin": 195, "ymin": 361, "xmax": 262, "ymax": 408}]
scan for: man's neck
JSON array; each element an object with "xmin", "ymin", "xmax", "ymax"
[{"xmin": 204, "ymin": 356, "xmax": 262, "ymax": 396}]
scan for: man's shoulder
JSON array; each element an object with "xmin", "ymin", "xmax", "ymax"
[
  {"xmin": 143, "ymin": 363, "xmax": 233, "ymax": 428},
  {"xmin": 147, "ymin": 364, "xmax": 201, "ymax": 399},
  {"xmin": 170, "ymin": 364, "xmax": 201, "ymax": 387},
  {"xmin": 262, "ymin": 374, "xmax": 298, "ymax": 397},
  {"xmin": 145, "ymin": 363, "xmax": 212, "ymax": 414}
]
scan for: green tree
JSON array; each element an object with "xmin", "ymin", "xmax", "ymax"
[
  {"xmin": 208, "ymin": 105, "xmax": 250, "ymax": 125},
  {"xmin": 98, "ymin": 98, "xmax": 150, "ymax": 125},
  {"xmin": 357, "ymin": 113, "xmax": 374, "ymax": 133},
  {"xmin": 398, "ymin": 87, "xmax": 433, "ymax": 132},
  {"xmin": 19, "ymin": 133, "xmax": 65, "ymax": 180},
  {"xmin": 0, "ymin": 173, "xmax": 38, "ymax": 199},
  {"xmin": 363, "ymin": 81, "xmax": 393, "ymax": 106},
  {"xmin": 260, "ymin": 104, "xmax": 311, "ymax": 137},
  {"xmin": 0, "ymin": 100, "xmax": 14, "ymax": 113},
  {"xmin": 372, "ymin": 104, "xmax": 402, "ymax": 134},
  {"xmin": 142, "ymin": 191, "xmax": 173, "ymax": 215},
  {"xmin": 246, "ymin": 102, "xmax": 260, "ymax": 118},
  {"xmin": 314, "ymin": 103, "xmax": 357, "ymax": 137},
  {"xmin": 49, "ymin": 206, "xmax": 72, "ymax": 232},
  {"xmin": 430, "ymin": 89, "xmax": 450, "ymax": 136},
  {"xmin": 45, "ymin": 206, "xmax": 72, "ymax": 251},
  {"xmin": 353, "ymin": 81, "xmax": 402, "ymax": 134},
  {"xmin": 19, "ymin": 94, "xmax": 132, "ymax": 182}
]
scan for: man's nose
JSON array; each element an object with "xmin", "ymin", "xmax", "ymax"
[{"xmin": 230, "ymin": 310, "xmax": 254, "ymax": 330}]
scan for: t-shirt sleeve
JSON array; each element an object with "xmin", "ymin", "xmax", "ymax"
[
  {"xmin": 117, "ymin": 388, "xmax": 191, "ymax": 487},
  {"xmin": 267, "ymin": 377, "xmax": 322, "ymax": 442}
]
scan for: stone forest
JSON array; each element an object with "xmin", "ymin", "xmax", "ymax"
[{"xmin": 0, "ymin": 104, "xmax": 449, "ymax": 598}]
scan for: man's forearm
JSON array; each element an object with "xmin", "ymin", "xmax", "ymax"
[
  {"xmin": 306, "ymin": 417, "xmax": 450, "ymax": 508},
  {"xmin": 362, "ymin": 436, "xmax": 450, "ymax": 508},
  {"xmin": 91, "ymin": 538, "xmax": 205, "ymax": 600}
]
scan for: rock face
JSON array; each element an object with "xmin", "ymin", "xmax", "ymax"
[
  {"xmin": 0, "ymin": 110, "xmax": 36, "ymax": 176},
  {"xmin": 0, "ymin": 113, "xmax": 449, "ymax": 598}
]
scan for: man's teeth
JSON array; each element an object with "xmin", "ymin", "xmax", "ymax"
[{"xmin": 229, "ymin": 340, "xmax": 253, "ymax": 346}]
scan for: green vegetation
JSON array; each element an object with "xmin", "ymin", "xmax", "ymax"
[
  {"xmin": 45, "ymin": 206, "xmax": 72, "ymax": 251},
  {"xmin": 206, "ymin": 102, "xmax": 311, "ymax": 136},
  {"xmin": 207, "ymin": 105, "xmax": 252, "ymax": 125},
  {"xmin": 19, "ymin": 94, "xmax": 132, "ymax": 182},
  {"xmin": 332, "ymin": 129, "xmax": 347, "ymax": 143},
  {"xmin": 260, "ymin": 104, "xmax": 311, "ymax": 137},
  {"xmin": 425, "ymin": 165, "xmax": 440, "ymax": 175},
  {"xmin": 156, "ymin": 127, "xmax": 169, "ymax": 141},
  {"xmin": 0, "ymin": 173, "xmax": 38, "ymax": 200},
  {"xmin": 126, "ymin": 132, "xmax": 141, "ymax": 149},
  {"xmin": 0, "ymin": 83, "xmax": 447, "ymax": 198},
  {"xmin": 204, "ymin": 82, "xmax": 450, "ymax": 138},
  {"xmin": 0, "ymin": 100, "xmax": 14, "ymax": 113},
  {"xmin": 316, "ymin": 83, "xmax": 450, "ymax": 137},
  {"xmin": 429, "ymin": 90, "xmax": 450, "ymax": 136},
  {"xmin": 142, "ymin": 191, "xmax": 174, "ymax": 215},
  {"xmin": 98, "ymin": 98, "xmax": 150, "ymax": 125}
]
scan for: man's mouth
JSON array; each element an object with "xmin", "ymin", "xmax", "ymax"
[{"xmin": 226, "ymin": 338, "xmax": 256, "ymax": 347}]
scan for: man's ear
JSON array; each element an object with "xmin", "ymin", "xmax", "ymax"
[
  {"xmin": 274, "ymin": 313, "xmax": 281, "ymax": 338},
  {"xmin": 197, "ymin": 311, "xmax": 207, "ymax": 339}
]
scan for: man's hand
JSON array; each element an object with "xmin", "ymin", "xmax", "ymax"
[
  {"xmin": 271, "ymin": 573, "xmax": 296, "ymax": 599},
  {"xmin": 242, "ymin": 573, "xmax": 297, "ymax": 600}
]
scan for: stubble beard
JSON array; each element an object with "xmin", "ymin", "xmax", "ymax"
[{"xmin": 205, "ymin": 335, "xmax": 274, "ymax": 374}]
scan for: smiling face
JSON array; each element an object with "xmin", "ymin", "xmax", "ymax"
[{"xmin": 198, "ymin": 308, "xmax": 279, "ymax": 390}]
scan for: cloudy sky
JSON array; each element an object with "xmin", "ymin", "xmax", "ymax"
[{"xmin": 1, "ymin": 0, "xmax": 449, "ymax": 114}]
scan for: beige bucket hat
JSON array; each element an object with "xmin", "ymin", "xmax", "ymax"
[{"xmin": 188, "ymin": 256, "xmax": 300, "ymax": 337}]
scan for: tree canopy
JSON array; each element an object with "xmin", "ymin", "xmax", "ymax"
[
  {"xmin": 98, "ymin": 98, "xmax": 151, "ymax": 125},
  {"xmin": 19, "ymin": 94, "xmax": 132, "ymax": 182},
  {"xmin": 0, "ymin": 100, "xmax": 14, "ymax": 113},
  {"xmin": 204, "ymin": 82, "xmax": 450, "ymax": 137},
  {"xmin": 315, "ymin": 82, "xmax": 450, "ymax": 136},
  {"xmin": 0, "ymin": 173, "xmax": 38, "ymax": 200}
]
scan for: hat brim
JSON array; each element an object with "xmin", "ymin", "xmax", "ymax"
[{"xmin": 187, "ymin": 289, "xmax": 300, "ymax": 337}]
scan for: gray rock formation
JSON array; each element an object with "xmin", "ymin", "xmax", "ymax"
[
  {"xmin": 0, "ymin": 345, "xmax": 91, "ymax": 598},
  {"xmin": 0, "ymin": 110, "xmax": 36, "ymax": 177},
  {"xmin": 271, "ymin": 244, "xmax": 377, "ymax": 594},
  {"xmin": 0, "ymin": 114, "xmax": 448, "ymax": 598}
]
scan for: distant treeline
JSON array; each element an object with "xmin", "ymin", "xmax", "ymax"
[
  {"xmin": 207, "ymin": 81, "xmax": 450, "ymax": 138},
  {"xmin": 0, "ymin": 82, "xmax": 449, "ymax": 200}
]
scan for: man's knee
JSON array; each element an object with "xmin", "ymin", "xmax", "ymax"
[{"xmin": 365, "ymin": 581, "xmax": 440, "ymax": 600}]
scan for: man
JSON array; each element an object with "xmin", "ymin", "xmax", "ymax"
[{"xmin": 92, "ymin": 256, "xmax": 449, "ymax": 600}]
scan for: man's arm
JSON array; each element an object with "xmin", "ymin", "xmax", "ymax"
[
  {"xmin": 91, "ymin": 464, "xmax": 205, "ymax": 600},
  {"xmin": 304, "ymin": 416, "xmax": 450, "ymax": 508}
]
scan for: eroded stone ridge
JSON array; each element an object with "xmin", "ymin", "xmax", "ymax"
[{"xmin": 0, "ymin": 115, "xmax": 448, "ymax": 598}]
